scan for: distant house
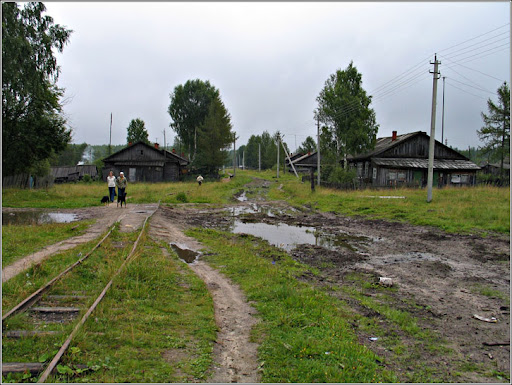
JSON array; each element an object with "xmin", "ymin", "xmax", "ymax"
[
  {"xmin": 288, "ymin": 152, "xmax": 319, "ymax": 173},
  {"xmin": 347, "ymin": 131, "xmax": 480, "ymax": 187},
  {"xmin": 102, "ymin": 141, "xmax": 189, "ymax": 183},
  {"xmin": 51, "ymin": 165, "xmax": 98, "ymax": 183}
]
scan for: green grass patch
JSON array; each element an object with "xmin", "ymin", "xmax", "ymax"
[
  {"xmin": 263, "ymin": 173, "xmax": 510, "ymax": 234},
  {"xmin": 187, "ymin": 227, "xmax": 397, "ymax": 383},
  {"xmin": 48, "ymin": 239, "xmax": 217, "ymax": 383},
  {"xmin": 2, "ymin": 175, "xmax": 254, "ymax": 208},
  {"xmin": 2, "ymin": 220, "xmax": 95, "ymax": 267},
  {"xmin": 2, "ymin": 227, "xmax": 217, "ymax": 383}
]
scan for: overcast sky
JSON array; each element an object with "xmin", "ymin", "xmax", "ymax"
[{"xmin": 44, "ymin": 1, "xmax": 510, "ymax": 153}]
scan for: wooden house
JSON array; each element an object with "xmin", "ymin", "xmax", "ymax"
[
  {"xmin": 288, "ymin": 152, "xmax": 319, "ymax": 173},
  {"xmin": 102, "ymin": 141, "xmax": 189, "ymax": 183},
  {"xmin": 51, "ymin": 165, "xmax": 98, "ymax": 183},
  {"xmin": 347, "ymin": 131, "xmax": 480, "ymax": 187}
]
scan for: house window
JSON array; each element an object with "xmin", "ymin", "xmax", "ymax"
[
  {"xmin": 357, "ymin": 163, "xmax": 363, "ymax": 177},
  {"xmin": 397, "ymin": 172, "xmax": 406, "ymax": 181},
  {"xmin": 461, "ymin": 174, "xmax": 469, "ymax": 183},
  {"xmin": 140, "ymin": 150, "xmax": 144, "ymax": 155},
  {"xmin": 388, "ymin": 171, "xmax": 397, "ymax": 181},
  {"xmin": 451, "ymin": 174, "xmax": 461, "ymax": 183},
  {"xmin": 372, "ymin": 168, "xmax": 377, "ymax": 179}
]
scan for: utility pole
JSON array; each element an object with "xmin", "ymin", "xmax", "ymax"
[
  {"xmin": 233, "ymin": 132, "xmax": 238, "ymax": 177},
  {"xmin": 280, "ymin": 135, "xmax": 299, "ymax": 178},
  {"xmin": 258, "ymin": 143, "xmax": 261, "ymax": 172},
  {"xmin": 108, "ymin": 113, "xmax": 112, "ymax": 156},
  {"xmin": 162, "ymin": 129, "xmax": 166, "ymax": 151},
  {"xmin": 243, "ymin": 151, "xmax": 245, "ymax": 170},
  {"xmin": 427, "ymin": 54, "xmax": 441, "ymax": 203},
  {"xmin": 276, "ymin": 132, "xmax": 280, "ymax": 178},
  {"xmin": 441, "ymin": 76, "xmax": 446, "ymax": 145},
  {"xmin": 317, "ymin": 116, "xmax": 321, "ymax": 186}
]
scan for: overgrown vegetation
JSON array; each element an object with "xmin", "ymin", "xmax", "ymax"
[
  {"xmin": 188, "ymin": 227, "xmax": 397, "ymax": 383},
  {"xmin": 2, "ymin": 226, "xmax": 217, "ymax": 383},
  {"xmin": 2, "ymin": 219, "xmax": 94, "ymax": 266}
]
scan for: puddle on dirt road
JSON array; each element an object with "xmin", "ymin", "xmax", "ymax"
[
  {"xmin": 230, "ymin": 221, "xmax": 364, "ymax": 252},
  {"xmin": 171, "ymin": 243, "xmax": 200, "ymax": 264},
  {"xmin": 3, "ymin": 211, "xmax": 79, "ymax": 226}
]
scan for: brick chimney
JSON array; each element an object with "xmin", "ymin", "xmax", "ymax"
[
  {"xmin": 154, "ymin": 142, "xmax": 159, "ymax": 149},
  {"xmin": 172, "ymin": 148, "xmax": 176, "ymax": 153},
  {"xmin": 392, "ymin": 131, "xmax": 397, "ymax": 141}
]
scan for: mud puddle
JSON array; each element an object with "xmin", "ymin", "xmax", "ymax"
[
  {"xmin": 3, "ymin": 210, "xmax": 79, "ymax": 225},
  {"xmin": 170, "ymin": 243, "xmax": 200, "ymax": 264}
]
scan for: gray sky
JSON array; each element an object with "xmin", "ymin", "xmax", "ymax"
[{"xmin": 45, "ymin": 1, "xmax": 510, "ymax": 152}]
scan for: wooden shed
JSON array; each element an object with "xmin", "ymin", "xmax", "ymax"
[
  {"xmin": 102, "ymin": 141, "xmax": 189, "ymax": 183},
  {"xmin": 51, "ymin": 165, "xmax": 98, "ymax": 183},
  {"xmin": 347, "ymin": 131, "xmax": 480, "ymax": 187}
]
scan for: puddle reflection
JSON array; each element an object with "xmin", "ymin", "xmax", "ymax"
[{"xmin": 3, "ymin": 211, "xmax": 79, "ymax": 225}]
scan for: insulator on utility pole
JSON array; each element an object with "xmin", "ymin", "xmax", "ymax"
[{"xmin": 427, "ymin": 54, "xmax": 441, "ymax": 203}]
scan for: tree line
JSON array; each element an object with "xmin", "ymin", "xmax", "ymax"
[{"xmin": 3, "ymin": 2, "xmax": 509, "ymax": 182}]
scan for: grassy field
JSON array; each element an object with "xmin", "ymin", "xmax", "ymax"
[
  {"xmin": 188, "ymin": 227, "xmax": 397, "ymax": 383},
  {"xmin": 3, "ymin": 170, "xmax": 508, "ymax": 234},
  {"xmin": 2, "ymin": 220, "xmax": 95, "ymax": 267},
  {"xmin": 2, "ymin": 225, "xmax": 217, "ymax": 383}
]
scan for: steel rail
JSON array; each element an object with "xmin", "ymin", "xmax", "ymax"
[
  {"xmin": 2, "ymin": 223, "xmax": 118, "ymax": 322},
  {"xmin": 38, "ymin": 204, "xmax": 159, "ymax": 383}
]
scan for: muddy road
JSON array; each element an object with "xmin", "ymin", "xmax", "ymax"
[
  {"xmin": 3, "ymin": 180, "xmax": 509, "ymax": 382},
  {"xmin": 159, "ymin": 193, "xmax": 510, "ymax": 383}
]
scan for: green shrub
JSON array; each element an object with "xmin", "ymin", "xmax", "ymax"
[
  {"xmin": 82, "ymin": 174, "xmax": 92, "ymax": 183},
  {"xmin": 328, "ymin": 166, "xmax": 356, "ymax": 184},
  {"xmin": 176, "ymin": 191, "xmax": 188, "ymax": 203}
]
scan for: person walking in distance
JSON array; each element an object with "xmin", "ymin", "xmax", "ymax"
[
  {"xmin": 116, "ymin": 171, "xmax": 128, "ymax": 206},
  {"xmin": 107, "ymin": 171, "xmax": 116, "ymax": 203}
]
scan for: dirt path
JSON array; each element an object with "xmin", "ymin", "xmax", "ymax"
[
  {"xmin": 2, "ymin": 204, "xmax": 158, "ymax": 282},
  {"xmin": 164, "ymin": 196, "xmax": 510, "ymax": 383},
  {"xmin": 149, "ymin": 208, "xmax": 261, "ymax": 383}
]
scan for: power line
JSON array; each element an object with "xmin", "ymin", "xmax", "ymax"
[
  {"xmin": 446, "ymin": 81, "xmax": 488, "ymax": 100},
  {"xmin": 438, "ymin": 23, "xmax": 509, "ymax": 54},
  {"xmin": 442, "ymin": 62, "xmax": 498, "ymax": 92},
  {"xmin": 439, "ymin": 53, "xmax": 508, "ymax": 82},
  {"xmin": 448, "ymin": 77, "xmax": 496, "ymax": 95},
  {"xmin": 440, "ymin": 32, "xmax": 509, "ymax": 60}
]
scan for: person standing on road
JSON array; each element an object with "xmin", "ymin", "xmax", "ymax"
[
  {"xmin": 107, "ymin": 171, "xmax": 116, "ymax": 203},
  {"xmin": 196, "ymin": 175, "xmax": 204, "ymax": 186},
  {"xmin": 116, "ymin": 171, "xmax": 128, "ymax": 201}
]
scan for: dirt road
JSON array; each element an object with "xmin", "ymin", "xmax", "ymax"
[
  {"xmin": 160, "ymin": 196, "xmax": 510, "ymax": 383},
  {"xmin": 3, "ymin": 181, "xmax": 509, "ymax": 382}
]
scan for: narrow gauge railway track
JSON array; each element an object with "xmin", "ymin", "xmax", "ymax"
[{"xmin": 2, "ymin": 206, "xmax": 159, "ymax": 383}]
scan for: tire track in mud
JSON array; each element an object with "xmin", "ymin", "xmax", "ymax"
[{"xmin": 149, "ymin": 208, "xmax": 261, "ymax": 383}]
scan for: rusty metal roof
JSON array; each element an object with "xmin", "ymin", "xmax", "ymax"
[{"xmin": 372, "ymin": 158, "xmax": 480, "ymax": 170}]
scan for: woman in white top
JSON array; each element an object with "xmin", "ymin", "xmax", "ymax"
[{"xmin": 107, "ymin": 171, "xmax": 116, "ymax": 202}]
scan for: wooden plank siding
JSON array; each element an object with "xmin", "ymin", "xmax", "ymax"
[
  {"xmin": 102, "ymin": 142, "xmax": 188, "ymax": 183},
  {"xmin": 348, "ymin": 131, "xmax": 480, "ymax": 187}
]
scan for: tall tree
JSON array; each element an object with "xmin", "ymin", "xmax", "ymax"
[
  {"xmin": 194, "ymin": 96, "xmax": 233, "ymax": 175},
  {"xmin": 168, "ymin": 79, "xmax": 220, "ymax": 160},
  {"xmin": 297, "ymin": 136, "xmax": 317, "ymax": 154},
  {"xmin": 126, "ymin": 118, "xmax": 149, "ymax": 144},
  {"xmin": 2, "ymin": 2, "xmax": 73, "ymax": 176},
  {"xmin": 477, "ymin": 82, "xmax": 510, "ymax": 179},
  {"xmin": 315, "ymin": 61, "xmax": 378, "ymax": 168},
  {"xmin": 245, "ymin": 135, "xmax": 262, "ymax": 169}
]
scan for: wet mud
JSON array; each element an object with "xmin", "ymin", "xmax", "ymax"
[{"xmin": 161, "ymin": 197, "xmax": 510, "ymax": 383}]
